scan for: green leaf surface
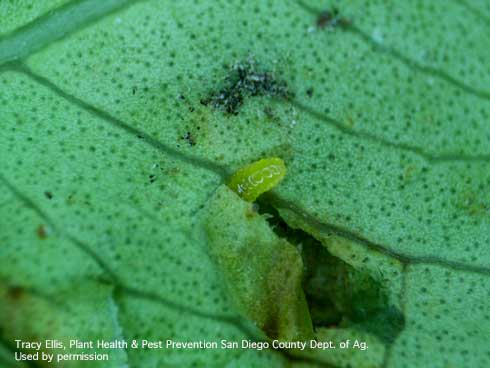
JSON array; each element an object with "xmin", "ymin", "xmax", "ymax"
[
  {"xmin": 1, "ymin": 0, "xmax": 489, "ymax": 367},
  {"xmin": 0, "ymin": 0, "xmax": 70, "ymax": 36}
]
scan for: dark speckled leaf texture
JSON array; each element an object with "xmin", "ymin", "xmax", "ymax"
[{"xmin": 1, "ymin": 1, "xmax": 489, "ymax": 367}]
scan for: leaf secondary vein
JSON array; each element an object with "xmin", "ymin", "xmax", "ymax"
[{"xmin": 0, "ymin": 0, "xmax": 145, "ymax": 66}]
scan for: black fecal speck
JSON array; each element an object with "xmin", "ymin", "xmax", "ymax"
[
  {"xmin": 317, "ymin": 8, "xmax": 350, "ymax": 29},
  {"xmin": 182, "ymin": 131, "xmax": 196, "ymax": 146}
]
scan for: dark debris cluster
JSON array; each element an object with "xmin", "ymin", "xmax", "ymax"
[
  {"xmin": 201, "ymin": 58, "xmax": 291, "ymax": 115},
  {"xmin": 316, "ymin": 8, "xmax": 350, "ymax": 29}
]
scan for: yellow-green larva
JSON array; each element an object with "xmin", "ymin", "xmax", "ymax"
[{"xmin": 227, "ymin": 157, "xmax": 286, "ymax": 202}]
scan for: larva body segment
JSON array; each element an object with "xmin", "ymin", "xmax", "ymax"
[{"xmin": 227, "ymin": 157, "xmax": 286, "ymax": 202}]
